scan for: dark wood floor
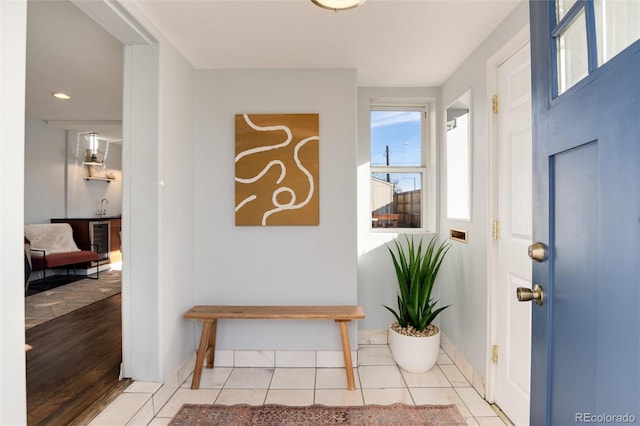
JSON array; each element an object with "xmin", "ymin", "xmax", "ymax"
[{"xmin": 26, "ymin": 294, "xmax": 122, "ymax": 426}]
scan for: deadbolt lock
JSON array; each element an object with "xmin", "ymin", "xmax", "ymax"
[
  {"xmin": 517, "ymin": 284, "xmax": 545, "ymax": 306},
  {"xmin": 528, "ymin": 242, "xmax": 548, "ymax": 262}
]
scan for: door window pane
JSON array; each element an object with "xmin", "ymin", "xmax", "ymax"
[
  {"xmin": 556, "ymin": 0, "xmax": 578, "ymax": 21},
  {"xmin": 370, "ymin": 111, "xmax": 422, "ymax": 167},
  {"xmin": 558, "ymin": 9, "xmax": 588, "ymax": 94},
  {"xmin": 371, "ymin": 172, "xmax": 422, "ymax": 228},
  {"xmin": 595, "ymin": 0, "xmax": 640, "ymax": 65}
]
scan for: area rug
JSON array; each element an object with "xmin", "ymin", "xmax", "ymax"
[
  {"xmin": 25, "ymin": 269, "xmax": 121, "ymax": 329},
  {"xmin": 170, "ymin": 403, "xmax": 467, "ymax": 425}
]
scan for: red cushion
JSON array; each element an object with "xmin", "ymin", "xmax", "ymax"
[{"xmin": 31, "ymin": 250, "xmax": 100, "ymax": 269}]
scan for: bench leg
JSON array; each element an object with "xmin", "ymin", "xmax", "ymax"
[
  {"xmin": 206, "ymin": 319, "xmax": 217, "ymax": 368},
  {"xmin": 336, "ymin": 320, "xmax": 356, "ymax": 391},
  {"xmin": 191, "ymin": 320, "xmax": 213, "ymax": 389}
]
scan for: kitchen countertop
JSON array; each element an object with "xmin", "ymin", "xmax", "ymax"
[{"xmin": 51, "ymin": 216, "xmax": 122, "ymax": 221}]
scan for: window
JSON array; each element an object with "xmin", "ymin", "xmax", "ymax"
[
  {"xmin": 553, "ymin": 0, "xmax": 640, "ymax": 95},
  {"xmin": 594, "ymin": 0, "xmax": 640, "ymax": 65},
  {"xmin": 556, "ymin": 0, "xmax": 578, "ymax": 20},
  {"xmin": 446, "ymin": 90, "xmax": 471, "ymax": 221},
  {"xmin": 370, "ymin": 107, "xmax": 427, "ymax": 230},
  {"xmin": 557, "ymin": 8, "xmax": 589, "ymax": 94}
]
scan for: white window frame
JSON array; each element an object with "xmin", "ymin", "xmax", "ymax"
[{"xmin": 369, "ymin": 104, "xmax": 431, "ymax": 234}]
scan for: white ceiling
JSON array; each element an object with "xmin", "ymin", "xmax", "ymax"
[
  {"xmin": 25, "ymin": 0, "xmax": 523, "ymax": 140},
  {"xmin": 136, "ymin": 0, "xmax": 522, "ymax": 86},
  {"xmin": 26, "ymin": 0, "xmax": 124, "ymax": 140}
]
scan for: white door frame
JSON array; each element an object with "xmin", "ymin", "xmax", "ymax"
[
  {"xmin": 485, "ymin": 25, "xmax": 530, "ymax": 403},
  {"xmin": 70, "ymin": 0, "xmax": 159, "ymax": 380}
]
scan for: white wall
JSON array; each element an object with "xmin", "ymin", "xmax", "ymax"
[
  {"xmin": 66, "ymin": 133, "xmax": 122, "ymax": 219},
  {"xmin": 157, "ymin": 41, "xmax": 196, "ymax": 379},
  {"xmin": 24, "ymin": 117, "xmax": 66, "ymax": 224},
  {"xmin": 120, "ymin": 19, "xmax": 197, "ymax": 382},
  {"xmin": 122, "ymin": 42, "xmax": 161, "ymax": 381},
  {"xmin": 24, "ymin": 118, "xmax": 124, "ymax": 223},
  {"xmin": 0, "ymin": 0, "xmax": 27, "ymax": 423},
  {"xmin": 193, "ymin": 69, "xmax": 358, "ymax": 350},
  {"xmin": 437, "ymin": 2, "xmax": 529, "ymax": 374},
  {"xmin": 356, "ymin": 87, "xmax": 441, "ymax": 332}
]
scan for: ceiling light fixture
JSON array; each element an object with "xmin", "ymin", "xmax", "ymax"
[
  {"xmin": 52, "ymin": 92, "xmax": 71, "ymax": 100},
  {"xmin": 311, "ymin": 0, "xmax": 366, "ymax": 11}
]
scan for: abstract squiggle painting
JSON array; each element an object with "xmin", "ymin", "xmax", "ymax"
[{"xmin": 235, "ymin": 114, "xmax": 319, "ymax": 226}]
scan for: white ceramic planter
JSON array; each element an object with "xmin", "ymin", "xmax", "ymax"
[{"xmin": 388, "ymin": 325, "xmax": 440, "ymax": 373}]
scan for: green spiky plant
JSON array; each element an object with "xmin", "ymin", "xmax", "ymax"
[{"xmin": 384, "ymin": 235, "xmax": 451, "ymax": 332}]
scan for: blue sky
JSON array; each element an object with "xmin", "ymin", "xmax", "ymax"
[
  {"xmin": 370, "ymin": 110, "xmax": 422, "ymax": 192},
  {"xmin": 370, "ymin": 111, "xmax": 421, "ymax": 166}
]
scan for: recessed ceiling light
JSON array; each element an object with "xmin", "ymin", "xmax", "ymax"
[
  {"xmin": 311, "ymin": 0, "xmax": 366, "ymax": 11},
  {"xmin": 52, "ymin": 92, "xmax": 71, "ymax": 100}
]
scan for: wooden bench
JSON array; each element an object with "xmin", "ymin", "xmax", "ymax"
[{"xmin": 184, "ymin": 305, "xmax": 365, "ymax": 391}]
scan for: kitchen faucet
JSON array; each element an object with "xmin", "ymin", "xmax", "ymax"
[{"xmin": 98, "ymin": 198, "xmax": 108, "ymax": 217}]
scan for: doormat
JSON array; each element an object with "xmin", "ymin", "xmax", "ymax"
[{"xmin": 170, "ymin": 403, "xmax": 466, "ymax": 425}]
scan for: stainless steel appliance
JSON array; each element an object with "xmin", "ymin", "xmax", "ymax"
[{"xmin": 89, "ymin": 220, "xmax": 110, "ymax": 264}]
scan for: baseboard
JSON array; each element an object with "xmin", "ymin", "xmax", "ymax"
[
  {"xmin": 151, "ymin": 352, "xmax": 197, "ymax": 415},
  {"xmin": 209, "ymin": 350, "xmax": 358, "ymax": 368},
  {"xmin": 358, "ymin": 329, "xmax": 388, "ymax": 345},
  {"xmin": 440, "ymin": 333, "xmax": 486, "ymax": 398}
]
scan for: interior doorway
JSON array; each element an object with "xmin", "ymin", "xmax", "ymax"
[{"xmin": 23, "ymin": 1, "xmax": 125, "ymax": 423}]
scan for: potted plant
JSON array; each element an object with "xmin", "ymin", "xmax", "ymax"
[{"xmin": 384, "ymin": 234, "xmax": 450, "ymax": 373}]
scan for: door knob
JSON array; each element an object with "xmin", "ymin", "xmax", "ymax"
[
  {"xmin": 517, "ymin": 284, "xmax": 545, "ymax": 306},
  {"xmin": 528, "ymin": 242, "xmax": 547, "ymax": 262}
]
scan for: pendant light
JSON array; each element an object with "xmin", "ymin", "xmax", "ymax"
[{"xmin": 83, "ymin": 132, "xmax": 103, "ymax": 166}]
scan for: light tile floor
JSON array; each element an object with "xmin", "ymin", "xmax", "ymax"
[{"xmin": 89, "ymin": 345, "xmax": 509, "ymax": 425}]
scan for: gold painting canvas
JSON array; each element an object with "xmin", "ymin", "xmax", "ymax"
[{"xmin": 235, "ymin": 114, "xmax": 319, "ymax": 226}]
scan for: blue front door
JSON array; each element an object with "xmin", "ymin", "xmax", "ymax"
[{"xmin": 529, "ymin": 1, "xmax": 640, "ymax": 424}]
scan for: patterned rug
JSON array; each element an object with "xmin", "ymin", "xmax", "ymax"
[
  {"xmin": 25, "ymin": 269, "xmax": 121, "ymax": 329},
  {"xmin": 170, "ymin": 403, "xmax": 466, "ymax": 425}
]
